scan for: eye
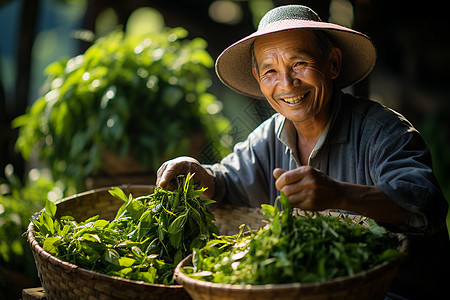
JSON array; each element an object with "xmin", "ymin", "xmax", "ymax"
[
  {"xmin": 294, "ymin": 61, "xmax": 307, "ymax": 68},
  {"xmin": 263, "ymin": 69, "xmax": 276, "ymax": 75}
]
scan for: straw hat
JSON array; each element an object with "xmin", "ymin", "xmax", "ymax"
[{"xmin": 215, "ymin": 5, "xmax": 376, "ymax": 99}]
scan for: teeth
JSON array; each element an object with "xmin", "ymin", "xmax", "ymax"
[{"xmin": 283, "ymin": 94, "xmax": 306, "ymax": 104}]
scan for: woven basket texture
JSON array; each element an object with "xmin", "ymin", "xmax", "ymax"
[
  {"xmin": 27, "ymin": 185, "xmax": 265, "ymax": 300},
  {"xmin": 174, "ymin": 251, "xmax": 405, "ymax": 300}
]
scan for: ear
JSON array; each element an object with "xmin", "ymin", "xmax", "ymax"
[
  {"xmin": 252, "ymin": 67, "xmax": 260, "ymax": 83},
  {"xmin": 328, "ymin": 47, "xmax": 342, "ymax": 80}
]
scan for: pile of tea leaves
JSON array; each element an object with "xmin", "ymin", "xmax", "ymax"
[
  {"xmin": 184, "ymin": 193, "xmax": 403, "ymax": 285},
  {"xmin": 31, "ymin": 173, "xmax": 218, "ymax": 285}
]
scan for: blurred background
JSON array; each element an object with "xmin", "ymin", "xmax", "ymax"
[{"xmin": 1, "ymin": 0, "xmax": 449, "ymax": 298}]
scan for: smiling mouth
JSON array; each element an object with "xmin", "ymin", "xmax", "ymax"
[{"xmin": 282, "ymin": 92, "xmax": 309, "ymax": 104}]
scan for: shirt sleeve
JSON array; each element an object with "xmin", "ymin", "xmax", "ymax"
[
  {"xmin": 370, "ymin": 122, "xmax": 448, "ymax": 235},
  {"xmin": 203, "ymin": 118, "xmax": 277, "ymax": 208}
]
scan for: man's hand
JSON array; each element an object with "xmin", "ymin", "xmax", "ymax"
[
  {"xmin": 273, "ymin": 167, "xmax": 406, "ymax": 224},
  {"xmin": 273, "ymin": 167, "xmax": 343, "ymax": 211},
  {"xmin": 156, "ymin": 156, "xmax": 215, "ymax": 199}
]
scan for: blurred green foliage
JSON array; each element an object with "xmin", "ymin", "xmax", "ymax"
[
  {"xmin": 13, "ymin": 27, "xmax": 231, "ymax": 190},
  {"xmin": 0, "ymin": 166, "xmax": 67, "ymax": 297}
]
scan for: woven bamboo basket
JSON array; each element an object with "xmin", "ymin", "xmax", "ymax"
[
  {"xmin": 173, "ymin": 221, "xmax": 408, "ymax": 300},
  {"xmin": 27, "ymin": 185, "xmax": 265, "ymax": 300}
]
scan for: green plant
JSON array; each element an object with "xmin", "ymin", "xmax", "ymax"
[
  {"xmin": 184, "ymin": 193, "xmax": 403, "ymax": 284},
  {"xmin": 0, "ymin": 166, "xmax": 67, "ymax": 298},
  {"xmin": 32, "ymin": 174, "xmax": 218, "ymax": 285},
  {"xmin": 13, "ymin": 27, "xmax": 230, "ymax": 190},
  {"xmin": 0, "ymin": 166, "xmax": 66, "ymax": 265}
]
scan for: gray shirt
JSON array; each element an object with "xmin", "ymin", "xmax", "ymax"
[{"xmin": 206, "ymin": 91, "xmax": 448, "ymax": 235}]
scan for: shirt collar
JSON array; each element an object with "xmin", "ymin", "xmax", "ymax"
[{"xmin": 277, "ymin": 117, "xmax": 296, "ymax": 152}]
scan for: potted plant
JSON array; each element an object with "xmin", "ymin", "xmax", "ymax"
[{"xmin": 13, "ymin": 27, "xmax": 230, "ymax": 190}]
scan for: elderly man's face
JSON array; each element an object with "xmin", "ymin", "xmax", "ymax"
[{"xmin": 252, "ymin": 30, "xmax": 341, "ymax": 124}]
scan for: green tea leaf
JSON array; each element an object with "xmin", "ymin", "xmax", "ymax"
[
  {"xmin": 43, "ymin": 236, "xmax": 60, "ymax": 255},
  {"xmin": 45, "ymin": 199, "xmax": 57, "ymax": 218},
  {"xmin": 59, "ymin": 224, "xmax": 71, "ymax": 237},
  {"xmin": 261, "ymin": 204, "xmax": 276, "ymax": 219},
  {"xmin": 168, "ymin": 214, "xmax": 186, "ymax": 234},
  {"xmin": 135, "ymin": 269, "xmax": 157, "ymax": 283},
  {"xmin": 278, "ymin": 192, "xmax": 290, "ymax": 213},
  {"xmin": 42, "ymin": 211, "xmax": 55, "ymax": 235},
  {"xmin": 187, "ymin": 189, "xmax": 204, "ymax": 199},
  {"xmin": 82, "ymin": 233, "xmax": 101, "ymax": 243},
  {"xmin": 118, "ymin": 256, "xmax": 135, "ymax": 268},
  {"xmin": 109, "ymin": 187, "xmax": 129, "ymax": 202},
  {"xmin": 174, "ymin": 249, "xmax": 183, "ymax": 266},
  {"xmin": 126, "ymin": 199, "xmax": 144, "ymax": 220},
  {"xmin": 201, "ymin": 198, "xmax": 216, "ymax": 206},
  {"xmin": 104, "ymin": 248, "xmax": 120, "ymax": 265},
  {"xmin": 169, "ymin": 231, "xmax": 182, "ymax": 249},
  {"xmin": 378, "ymin": 248, "xmax": 402, "ymax": 261},
  {"xmin": 93, "ymin": 219, "xmax": 109, "ymax": 228},
  {"xmin": 131, "ymin": 246, "xmax": 144, "ymax": 259}
]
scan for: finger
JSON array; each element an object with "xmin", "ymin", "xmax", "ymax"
[
  {"xmin": 286, "ymin": 189, "xmax": 307, "ymax": 206},
  {"xmin": 273, "ymin": 168, "xmax": 287, "ymax": 179},
  {"xmin": 279, "ymin": 180, "xmax": 305, "ymax": 198},
  {"xmin": 289, "ymin": 194, "xmax": 313, "ymax": 211},
  {"xmin": 275, "ymin": 169, "xmax": 307, "ymax": 191},
  {"xmin": 157, "ymin": 162, "xmax": 185, "ymax": 188},
  {"xmin": 165, "ymin": 179, "xmax": 178, "ymax": 191},
  {"xmin": 156, "ymin": 162, "xmax": 168, "ymax": 187},
  {"xmin": 275, "ymin": 166, "xmax": 318, "ymax": 190}
]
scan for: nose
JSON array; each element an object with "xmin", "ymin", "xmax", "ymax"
[{"xmin": 279, "ymin": 71, "xmax": 300, "ymax": 91}]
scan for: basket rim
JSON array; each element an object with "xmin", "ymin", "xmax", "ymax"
[
  {"xmin": 174, "ymin": 236, "xmax": 407, "ymax": 292},
  {"xmin": 27, "ymin": 184, "xmax": 184, "ymax": 290}
]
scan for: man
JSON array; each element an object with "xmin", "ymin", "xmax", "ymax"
[{"xmin": 157, "ymin": 5, "xmax": 449, "ymax": 299}]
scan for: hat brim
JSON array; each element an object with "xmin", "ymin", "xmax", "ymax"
[{"xmin": 215, "ymin": 19, "xmax": 377, "ymax": 99}]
